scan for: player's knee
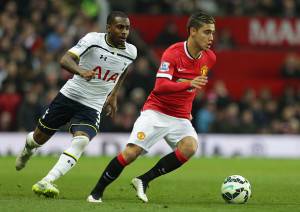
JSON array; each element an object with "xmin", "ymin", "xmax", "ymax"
[
  {"xmin": 66, "ymin": 135, "xmax": 89, "ymax": 159},
  {"xmin": 178, "ymin": 137, "xmax": 198, "ymax": 159},
  {"xmin": 73, "ymin": 131, "xmax": 90, "ymax": 138},
  {"xmin": 122, "ymin": 144, "xmax": 143, "ymax": 164},
  {"xmin": 72, "ymin": 135, "xmax": 89, "ymax": 150},
  {"xmin": 33, "ymin": 128, "xmax": 52, "ymax": 144}
]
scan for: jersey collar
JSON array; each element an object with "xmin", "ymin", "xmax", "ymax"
[
  {"xmin": 105, "ymin": 34, "xmax": 126, "ymax": 50},
  {"xmin": 184, "ymin": 41, "xmax": 202, "ymax": 60}
]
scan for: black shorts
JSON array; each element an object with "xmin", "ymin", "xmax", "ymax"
[{"xmin": 38, "ymin": 92, "xmax": 100, "ymax": 139}]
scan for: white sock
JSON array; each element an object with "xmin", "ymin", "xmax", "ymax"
[
  {"xmin": 43, "ymin": 153, "xmax": 76, "ymax": 182},
  {"xmin": 43, "ymin": 136, "xmax": 89, "ymax": 182},
  {"xmin": 26, "ymin": 132, "xmax": 41, "ymax": 149}
]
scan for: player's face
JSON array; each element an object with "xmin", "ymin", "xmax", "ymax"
[
  {"xmin": 191, "ymin": 23, "xmax": 215, "ymax": 50},
  {"xmin": 107, "ymin": 17, "xmax": 130, "ymax": 47}
]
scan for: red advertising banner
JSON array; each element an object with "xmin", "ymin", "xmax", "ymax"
[{"xmin": 129, "ymin": 15, "xmax": 300, "ymax": 47}]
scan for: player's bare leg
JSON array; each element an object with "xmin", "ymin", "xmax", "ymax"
[
  {"xmin": 15, "ymin": 128, "xmax": 51, "ymax": 171},
  {"xmin": 133, "ymin": 136, "xmax": 197, "ymax": 202}
]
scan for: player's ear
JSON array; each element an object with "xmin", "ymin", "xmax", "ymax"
[
  {"xmin": 190, "ymin": 27, "xmax": 198, "ymax": 36},
  {"xmin": 106, "ymin": 24, "xmax": 111, "ymax": 32}
]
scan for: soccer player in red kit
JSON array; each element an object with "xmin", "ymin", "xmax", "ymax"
[{"xmin": 87, "ymin": 11, "xmax": 216, "ymax": 203}]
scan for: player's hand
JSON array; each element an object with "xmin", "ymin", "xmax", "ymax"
[
  {"xmin": 190, "ymin": 76, "xmax": 208, "ymax": 89},
  {"xmin": 79, "ymin": 69, "xmax": 97, "ymax": 81},
  {"xmin": 104, "ymin": 94, "xmax": 117, "ymax": 118}
]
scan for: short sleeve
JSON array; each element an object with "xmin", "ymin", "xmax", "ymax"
[
  {"xmin": 125, "ymin": 43, "xmax": 137, "ymax": 65},
  {"xmin": 156, "ymin": 48, "xmax": 177, "ymax": 80},
  {"xmin": 130, "ymin": 45, "xmax": 137, "ymax": 60},
  {"xmin": 68, "ymin": 33, "xmax": 95, "ymax": 59}
]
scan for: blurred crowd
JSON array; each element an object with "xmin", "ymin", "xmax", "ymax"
[
  {"xmin": 0, "ymin": 0, "xmax": 299, "ymax": 134},
  {"xmin": 193, "ymin": 81, "xmax": 300, "ymax": 134},
  {"xmin": 111, "ymin": 0, "xmax": 300, "ymax": 17},
  {"xmin": 0, "ymin": 0, "xmax": 102, "ymax": 132},
  {"xmin": 281, "ymin": 54, "xmax": 300, "ymax": 78}
]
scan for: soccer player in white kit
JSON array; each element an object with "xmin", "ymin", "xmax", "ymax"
[
  {"xmin": 15, "ymin": 11, "xmax": 137, "ymax": 198},
  {"xmin": 87, "ymin": 11, "xmax": 216, "ymax": 203}
]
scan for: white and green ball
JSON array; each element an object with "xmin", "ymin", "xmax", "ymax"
[{"xmin": 221, "ymin": 175, "xmax": 251, "ymax": 204}]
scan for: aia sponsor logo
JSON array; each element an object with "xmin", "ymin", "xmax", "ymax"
[{"xmin": 93, "ymin": 66, "xmax": 119, "ymax": 83}]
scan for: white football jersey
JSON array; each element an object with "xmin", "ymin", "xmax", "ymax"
[{"xmin": 60, "ymin": 32, "xmax": 137, "ymax": 112}]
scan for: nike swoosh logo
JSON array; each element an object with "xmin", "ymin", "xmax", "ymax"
[
  {"xmin": 105, "ymin": 172, "xmax": 115, "ymax": 180},
  {"xmin": 178, "ymin": 68, "xmax": 186, "ymax": 72}
]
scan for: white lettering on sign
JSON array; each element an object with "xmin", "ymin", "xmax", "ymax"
[{"xmin": 249, "ymin": 18, "xmax": 300, "ymax": 45}]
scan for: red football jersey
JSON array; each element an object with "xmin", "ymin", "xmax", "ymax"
[{"xmin": 143, "ymin": 41, "xmax": 216, "ymax": 119}]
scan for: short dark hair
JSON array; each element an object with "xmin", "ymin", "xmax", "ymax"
[
  {"xmin": 107, "ymin": 11, "xmax": 128, "ymax": 25},
  {"xmin": 187, "ymin": 11, "xmax": 215, "ymax": 35}
]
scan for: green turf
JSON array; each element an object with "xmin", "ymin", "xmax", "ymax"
[{"xmin": 0, "ymin": 156, "xmax": 300, "ymax": 211}]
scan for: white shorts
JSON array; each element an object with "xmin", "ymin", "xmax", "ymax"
[{"xmin": 127, "ymin": 110, "xmax": 198, "ymax": 153}]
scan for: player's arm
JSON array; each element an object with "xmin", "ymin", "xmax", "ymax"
[
  {"xmin": 154, "ymin": 76, "xmax": 208, "ymax": 94},
  {"xmin": 104, "ymin": 68, "xmax": 129, "ymax": 118},
  {"xmin": 155, "ymin": 48, "xmax": 204, "ymax": 94},
  {"xmin": 110, "ymin": 68, "xmax": 129, "ymax": 97},
  {"xmin": 60, "ymin": 52, "xmax": 96, "ymax": 81},
  {"xmin": 154, "ymin": 78, "xmax": 191, "ymax": 94}
]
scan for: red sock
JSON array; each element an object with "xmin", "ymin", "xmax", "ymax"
[
  {"xmin": 117, "ymin": 153, "xmax": 128, "ymax": 167},
  {"xmin": 174, "ymin": 149, "xmax": 188, "ymax": 164}
]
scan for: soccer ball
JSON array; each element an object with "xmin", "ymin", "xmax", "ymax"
[{"xmin": 221, "ymin": 175, "xmax": 251, "ymax": 204}]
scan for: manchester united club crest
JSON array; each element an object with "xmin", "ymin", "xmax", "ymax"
[
  {"xmin": 200, "ymin": 65, "xmax": 208, "ymax": 76},
  {"xmin": 137, "ymin": 132, "xmax": 146, "ymax": 140}
]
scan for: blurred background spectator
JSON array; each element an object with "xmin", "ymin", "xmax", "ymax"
[
  {"xmin": 281, "ymin": 54, "xmax": 300, "ymax": 78},
  {"xmin": 0, "ymin": 0, "xmax": 299, "ymax": 134},
  {"xmin": 155, "ymin": 22, "xmax": 183, "ymax": 48}
]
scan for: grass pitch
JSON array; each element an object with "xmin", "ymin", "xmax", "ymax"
[{"xmin": 0, "ymin": 156, "xmax": 300, "ymax": 212}]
